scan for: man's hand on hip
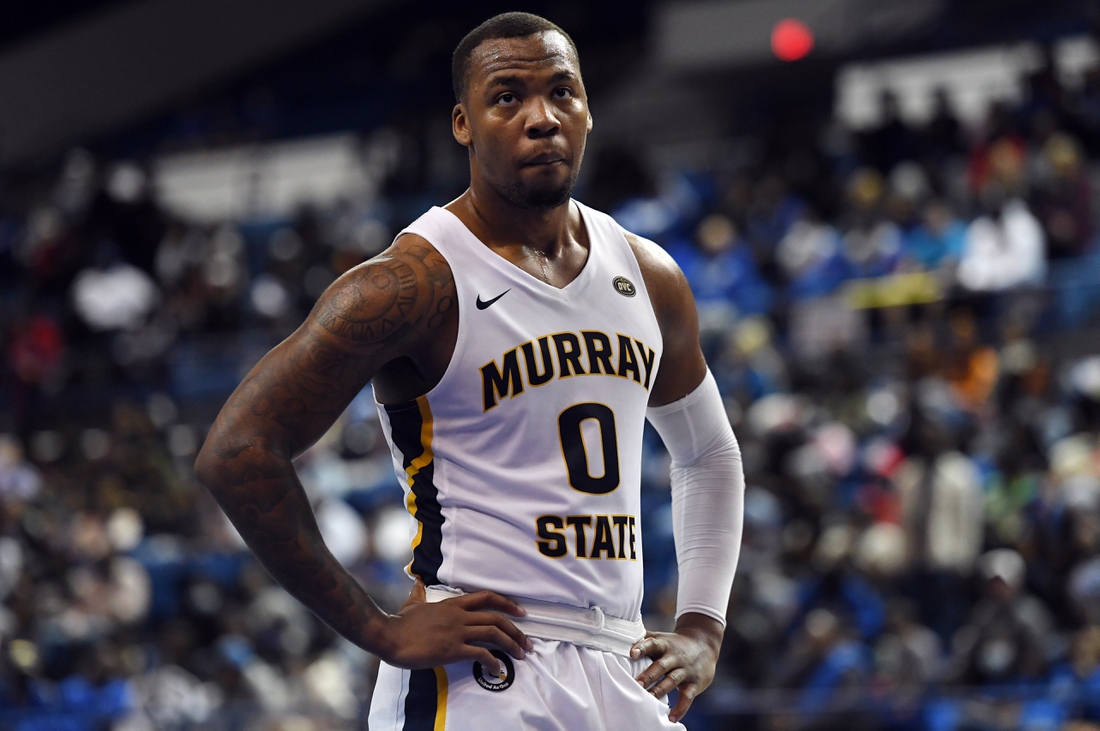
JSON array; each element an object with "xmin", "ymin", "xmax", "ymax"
[
  {"xmin": 631, "ymin": 612, "xmax": 724, "ymax": 724},
  {"xmin": 378, "ymin": 579, "xmax": 532, "ymax": 678}
]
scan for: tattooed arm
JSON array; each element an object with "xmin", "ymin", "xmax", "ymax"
[{"xmin": 194, "ymin": 234, "xmax": 529, "ymax": 674}]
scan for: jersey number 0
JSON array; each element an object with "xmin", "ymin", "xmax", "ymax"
[{"xmin": 558, "ymin": 403, "xmax": 620, "ymax": 494}]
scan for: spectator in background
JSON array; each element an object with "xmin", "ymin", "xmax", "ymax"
[
  {"xmin": 861, "ymin": 90, "xmax": 917, "ymax": 174},
  {"xmin": 873, "ymin": 599, "xmax": 943, "ymax": 690},
  {"xmin": 7, "ymin": 311, "xmax": 64, "ymax": 386},
  {"xmin": 1048, "ymin": 626, "xmax": 1100, "ymax": 720},
  {"xmin": 70, "ymin": 247, "xmax": 160, "ymax": 333},
  {"xmin": 946, "ymin": 549, "xmax": 1054, "ymax": 686},
  {"xmin": 770, "ymin": 607, "xmax": 873, "ymax": 728},
  {"xmin": 885, "ymin": 161, "xmax": 928, "ymax": 238},
  {"xmin": 1021, "ymin": 47, "xmax": 1069, "ymax": 129},
  {"xmin": 921, "ymin": 87, "xmax": 966, "ymax": 164},
  {"xmin": 665, "ymin": 213, "xmax": 773, "ymax": 336},
  {"xmin": 87, "ymin": 161, "xmax": 165, "ymax": 278},
  {"xmin": 791, "ymin": 519, "xmax": 888, "ymax": 644},
  {"xmin": 840, "ymin": 168, "xmax": 902, "ymax": 279},
  {"xmin": 777, "ymin": 209, "xmax": 848, "ymax": 299},
  {"xmin": 957, "ymin": 182, "xmax": 1047, "ymax": 291},
  {"xmin": 968, "ymin": 103, "xmax": 1029, "ymax": 197},
  {"xmin": 709, "ymin": 317, "xmax": 788, "ymax": 404},
  {"xmin": 896, "ymin": 409, "xmax": 985, "ymax": 641},
  {"xmin": 4, "ymin": 309, "xmax": 66, "ymax": 427},
  {"xmin": 743, "ymin": 174, "xmax": 805, "ymax": 279},
  {"xmin": 915, "ymin": 448, "xmax": 985, "ymax": 571},
  {"xmin": 900, "ymin": 199, "xmax": 967, "ymax": 273},
  {"xmin": 0, "ymin": 435, "xmax": 41, "ymax": 505},
  {"xmin": 1032, "ymin": 132, "xmax": 1094, "ymax": 259},
  {"xmin": 942, "ymin": 307, "xmax": 1001, "ymax": 412}
]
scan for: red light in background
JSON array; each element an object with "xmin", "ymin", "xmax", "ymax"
[{"xmin": 771, "ymin": 18, "xmax": 814, "ymax": 62}]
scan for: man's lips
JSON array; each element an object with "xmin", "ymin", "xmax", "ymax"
[{"xmin": 522, "ymin": 153, "xmax": 565, "ymax": 166}]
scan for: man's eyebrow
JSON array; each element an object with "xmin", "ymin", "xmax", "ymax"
[
  {"xmin": 483, "ymin": 69, "xmax": 578, "ymax": 91},
  {"xmin": 485, "ymin": 74, "xmax": 526, "ymax": 89},
  {"xmin": 548, "ymin": 70, "xmax": 578, "ymax": 83}
]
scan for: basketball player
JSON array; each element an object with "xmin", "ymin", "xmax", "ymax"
[{"xmin": 195, "ymin": 12, "xmax": 744, "ymax": 730}]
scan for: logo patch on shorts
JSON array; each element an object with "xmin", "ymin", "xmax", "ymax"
[
  {"xmin": 472, "ymin": 650, "xmax": 515, "ymax": 691},
  {"xmin": 613, "ymin": 276, "xmax": 636, "ymax": 297}
]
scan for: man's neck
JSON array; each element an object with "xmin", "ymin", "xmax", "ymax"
[{"xmin": 453, "ymin": 183, "xmax": 574, "ymax": 257}]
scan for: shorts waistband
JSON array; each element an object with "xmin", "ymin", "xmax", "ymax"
[{"xmin": 424, "ymin": 586, "xmax": 646, "ymax": 657}]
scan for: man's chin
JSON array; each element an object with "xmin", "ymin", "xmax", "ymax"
[
  {"xmin": 501, "ymin": 181, "xmax": 573, "ymax": 211},
  {"xmin": 523, "ymin": 188, "xmax": 572, "ymax": 210}
]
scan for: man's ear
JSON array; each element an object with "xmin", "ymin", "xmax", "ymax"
[
  {"xmin": 587, "ymin": 110, "xmax": 593, "ymax": 133},
  {"xmin": 453, "ymin": 104, "xmax": 472, "ymax": 147}
]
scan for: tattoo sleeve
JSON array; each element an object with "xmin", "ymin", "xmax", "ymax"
[{"xmin": 194, "ymin": 237, "xmax": 455, "ymax": 652}]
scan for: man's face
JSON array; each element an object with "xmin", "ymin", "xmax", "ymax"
[{"xmin": 453, "ymin": 31, "xmax": 592, "ymax": 211}]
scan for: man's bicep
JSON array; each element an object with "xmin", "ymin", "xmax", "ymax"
[
  {"xmin": 204, "ymin": 238, "xmax": 451, "ymax": 463},
  {"xmin": 206, "ymin": 319, "xmax": 379, "ymax": 464},
  {"xmin": 649, "ymin": 290, "xmax": 707, "ymax": 406}
]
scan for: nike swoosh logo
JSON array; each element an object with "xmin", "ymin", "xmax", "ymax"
[{"xmin": 476, "ymin": 289, "xmax": 511, "ymax": 310}]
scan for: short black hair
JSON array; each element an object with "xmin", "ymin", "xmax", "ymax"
[{"xmin": 452, "ymin": 12, "xmax": 578, "ymax": 102}]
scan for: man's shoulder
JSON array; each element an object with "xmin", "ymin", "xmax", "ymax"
[
  {"xmin": 591, "ymin": 218, "xmax": 694, "ymax": 345},
  {"xmin": 574, "ymin": 200, "xmax": 680, "ymax": 281},
  {"xmin": 311, "ymin": 230, "xmax": 455, "ymax": 350},
  {"xmin": 390, "ymin": 204, "xmax": 467, "ymax": 259},
  {"xmin": 387, "ymin": 229, "xmax": 453, "ymax": 276},
  {"xmin": 614, "ymin": 227, "xmax": 687, "ymax": 298}
]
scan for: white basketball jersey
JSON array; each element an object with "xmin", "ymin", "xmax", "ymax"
[{"xmin": 375, "ymin": 202, "xmax": 662, "ymax": 621}]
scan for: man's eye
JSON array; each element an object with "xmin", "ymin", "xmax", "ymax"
[
  {"xmin": 497, "ymin": 93, "xmax": 517, "ymax": 105},
  {"xmin": 553, "ymin": 88, "xmax": 573, "ymax": 99}
]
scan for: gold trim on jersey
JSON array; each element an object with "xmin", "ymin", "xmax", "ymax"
[
  {"xmin": 433, "ymin": 666, "xmax": 448, "ymax": 731},
  {"xmin": 405, "ymin": 396, "xmax": 435, "ymax": 575}
]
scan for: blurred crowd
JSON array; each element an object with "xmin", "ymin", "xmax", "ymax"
[{"xmin": 3, "ymin": 47, "xmax": 1100, "ymax": 730}]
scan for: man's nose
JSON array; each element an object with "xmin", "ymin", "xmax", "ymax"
[{"xmin": 525, "ymin": 97, "xmax": 560, "ymax": 137}]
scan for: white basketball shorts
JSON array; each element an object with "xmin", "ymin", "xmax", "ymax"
[{"xmin": 366, "ymin": 638, "xmax": 687, "ymax": 731}]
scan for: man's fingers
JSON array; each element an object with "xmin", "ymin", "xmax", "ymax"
[
  {"xmin": 669, "ymin": 682, "xmax": 698, "ymax": 724},
  {"xmin": 397, "ymin": 579, "xmax": 427, "ymax": 611},
  {"xmin": 455, "ymin": 590, "xmax": 527, "ymax": 617},
  {"xmin": 649, "ymin": 667, "xmax": 688, "ymax": 699},
  {"xmin": 468, "ymin": 611, "xmax": 533, "ymax": 651},
  {"xmin": 471, "ymin": 647, "xmax": 502, "ymax": 678},
  {"xmin": 465, "ymin": 624, "xmax": 527, "ymax": 660},
  {"xmin": 634, "ymin": 653, "xmax": 671, "ymax": 687},
  {"xmin": 630, "ymin": 636, "xmax": 667, "ymax": 661}
]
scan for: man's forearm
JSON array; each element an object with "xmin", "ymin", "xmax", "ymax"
[
  {"xmin": 195, "ymin": 443, "xmax": 391, "ymax": 654},
  {"xmin": 647, "ymin": 369, "xmax": 744, "ymax": 626}
]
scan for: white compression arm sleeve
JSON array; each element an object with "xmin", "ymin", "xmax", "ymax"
[{"xmin": 646, "ymin": 368, "xmax": 744, "ymax": 626}]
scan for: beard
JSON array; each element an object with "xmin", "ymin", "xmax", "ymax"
[{"xmin": 496, "ymin": 164, "xmax": 580, "ymax": 211}]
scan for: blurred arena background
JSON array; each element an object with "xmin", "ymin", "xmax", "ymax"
[{"xmin": 3, "ymin": 0, "xmax": 1100, "ymax": 728}]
